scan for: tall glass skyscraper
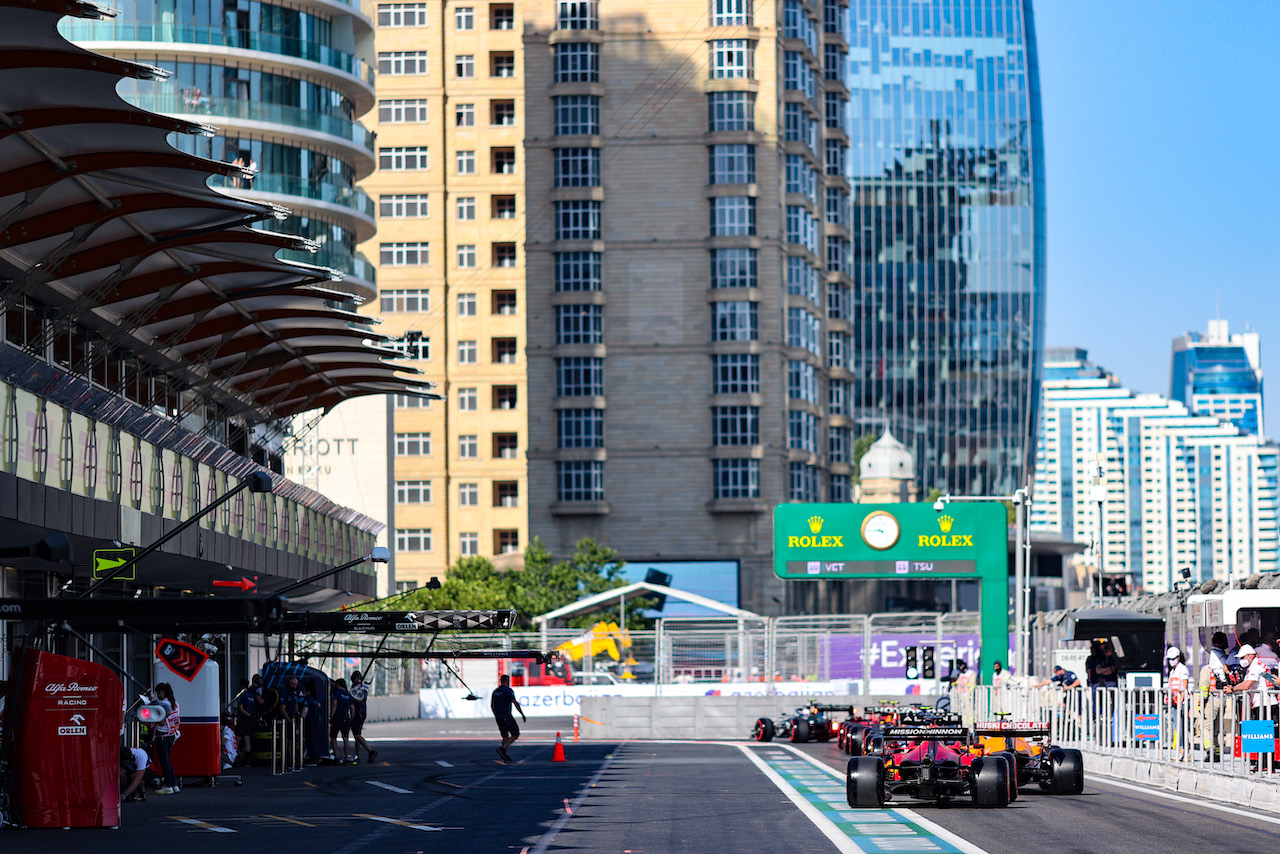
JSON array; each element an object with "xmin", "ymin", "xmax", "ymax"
[
  {"xmin": 848, "ymin": 0, "xmax": 1046, "ymax": 497},
  {"xmin": 1171, "ymin": 318, "xmax": 1264, "ymax": 436}
]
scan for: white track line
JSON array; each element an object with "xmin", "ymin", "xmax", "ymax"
[
  {"xmin": 357, "ymin": 813, "xmax": 443, "ymax": 831},
  {"xmin": 1090, "ymin": 774, "xmax": 1280, "ymax": 826},
  {"xmin": 173, "ymin": 816, "xmax": 235, "ymax": 833},
  {"xmin": 366, "ymin": 781, "xmax": 413, "ymax": 794},
  {"xmin": 436, "ymin": 760, "xmax": 454, "ymax": 767},
  {"xmin": 737, "ymin": 745, "xmax": 868, "ymax": 854},
  {"xmin": 527, "ymin": 749, "xmax": 620, "ymax": 854}
]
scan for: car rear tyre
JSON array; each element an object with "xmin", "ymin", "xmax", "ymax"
[
  {"xmin": 846, "ymin": 757, "xmax": 886, "ymax": 808},
  {"xmin": 847, "ymin": 725, "xmax": 867, "ymax": 757},
  {"xmin": 1050, "ymin": 748, "xmax": 1084, "ymax": 795},
  {"xmin": 790, "ymin": 719, "xmax": 810, "ymax": 742},
  {"xmin": 753, "ymin": 718, "xmax": 775, "ymax": 742},
  {"xmin": 995, "ymin": 751, "xmax": 1019, "ymax": 801},
  {"xmin": 970, "ymin": 756, "xmax": 1010, "ymax": 808}
]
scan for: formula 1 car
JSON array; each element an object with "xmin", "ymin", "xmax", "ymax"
[
  {"xmin": 752, "ymin": 702, "xmax": 852, "ymax": 743},
  {"xmin": 846, "ymin": 716, "xmax": 1015, "ymax": 808},
  {"xmin": 837, "ymin": 703, "xmax": 927, "ymax": 755},
  {"xmin": 972, "ymin": 719, "xmax": 1084, "ymax": 794}
]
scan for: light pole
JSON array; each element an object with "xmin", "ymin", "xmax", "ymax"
[
  {"xmin": 935, "ymin": 486, "xmax": 1032, "ymax": 678},
  {"xmin": 1090, "ymin": 454, "xmax": 1106, "ymax": 606}
]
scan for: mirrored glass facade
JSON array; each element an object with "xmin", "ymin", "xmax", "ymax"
[{"xmin": 846, "ymin": 0, "xmax": 1045, "ymax": 496}]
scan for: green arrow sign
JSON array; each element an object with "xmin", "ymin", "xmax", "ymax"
[{"xmin": 92, "ymin": 547, "xmax": 136, "ymax": 581}]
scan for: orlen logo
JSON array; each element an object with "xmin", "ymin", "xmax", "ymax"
[{"xmin": 45, "ymin": 682, "xmax": 96, "ymax": 694}]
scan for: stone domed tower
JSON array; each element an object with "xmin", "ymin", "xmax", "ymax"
[{"xmin": 855, "ymin": 432, "xmax": 919, "ymax": 503}]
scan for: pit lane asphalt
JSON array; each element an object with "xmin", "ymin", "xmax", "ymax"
[{"xmin": 792, "ymin": 738, "xmax": 1280, "ymax": 854}]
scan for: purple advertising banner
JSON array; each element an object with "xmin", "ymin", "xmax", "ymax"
[{"xmin": 820, "ymin": 634, "xmax": 985, "ymax": 679}]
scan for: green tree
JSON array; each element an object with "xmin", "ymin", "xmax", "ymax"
[
  {"xmin": 361, "ymin": 537, "xmax": 649, "ymax": 629},
  {"xmin": 850, "ymin": 434, "xmax": 878, "ymax": 481}
]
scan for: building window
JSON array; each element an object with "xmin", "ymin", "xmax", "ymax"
[
  {"xmin": 554, "ymin": 43, "xmax": 599, "ymax": 82},
  {"xmin": 458, "ymin": 340, "xmax": 477, "ymax": 364},
  {"xmin": 492, "ymin": 338, "xmax": 518, "ymax": 363},
  {"xmin": 492, "ymin": 243, "xmax": 517, "ymax": 267},
  {"xmin": 491, "ymin": 99, "xmax": 516, "ymax": 125},
  {"xmin": 459, "ymin": 435, "xmax": 478, "ymax": 458},
  {"xmin": 492, "ymin": 290, "xmax": 517, "ymax": 314},
  {"xmin": 558, "ymin": 0, "xmax": 597, "ymax": 29},
  {"xmin": 829, "ymin": 426, "xmax": 850, "ymax": 463},
  {"xmin": 390, "ymin": 332, "xmax": 430, "ymax": 360},
  {"xmin": 714, "ymin": 458, "xmax": 759, "ymax": 499},
  {"xmin": 378, "ymin": 51, "xmax": 429, "ymax": 74},
  {"xmin": 707, "ymin": 91, "xmax": 754, "ymax": 131},
  {"xmin": 459, "ymin": 532, "xmax": 479, "ymax": 555},
  {"xmin": 457, "ymin": 244, "xmax": 477, "ymax": 268},
  {"xmin": 457, "ymin": 387, "xmax": 478, "ymax": 410},
  {"xmin": 494, "ymin": 482, "xmax": 519, "ymax": 508},
  {"xmin": 786, "ymin": 154, "xmax": 818, "ymax": 203},
  {"xmin": 395, "ymin": 432, "xmax": 431, "ymax": 455},
  {"xmin": 457, "ymin": 293, "xmax": 477, "ymax": 316},
  {"xmin": 555, "ymin": 251, "xmax": 602, "ymax": 290},
  {"xmin": 459, "ymin": 483, "xmax": 479, "ymax": 505},
  {"xmin": 558, "ymin": 409, "xmax": 603, "ymax": 447},
  {"xmin": 379, "ymin": 147, "xmax": 429, "ymax": 170},
  {"xmin": 710, "ymin": 248, "xmax": 757, "ymax": 288},
  {"xmin": 824, "ymin": 43, "xmax": 844, "ymax": 80},
  {"xmin": 710, "ymin": 40, "xmax": 753, "ymax": 79},
  {"xmin": 825, "ymin": 91, "xmax": 844, "ymax": 129},
  {"xmin": 828, "ymin": 379, "xmax": 849, "ymax": 416},
  {"xmin": 783, "ymin": 0, "xmax": 817, "ymax": 49},
  {"xmin": 788, "ymin": 307, "xmax": 820, "ymax": 354},
  {"xmin": 710, "ymin": 196, "xmax": 755, "ymax": 236},
  {"xmin": 713, "ymin": 406, "xmax": 759, "ymax": 445},
  {"xmin": 825, "ymin": 139, "xmax": 847, "ymax": 175},
  {"xmin": 380, "ymin": 194, "xmax": 429, "ymax": 218},
  {"xmin": 494, "ymin": 530, "xmax": 520, "ymax": 553},
  {"xmin": 826, "ymin": 186, "xmax": 849, "ymax": 225},
  {"xmin": 493, "ymin": 385, "xmax": 518, "ymax": 409},
  {"xmin": 556, "ymin": 305, "xmax": 603, "ymax": 344},
  {"xmin": 456, "ymin": 196, "xmax": 476, "ymax": 219},
  {"xmin": 380, "ymin": 98, "xmax": 429, "ymax": 123},
  {"xmin": 455, "ymin": 6, "xmax": 473, "ymax": 28},
  {"xmin": 380, "ymin": 288, "xmax": 429, "ymax": 312},
  {"xmin": 555, "ymin": 200, "xmax": 601, "ymax": 240},
  {"xmin": 490, "ymin": 3, "xmax": 514, "ymax": 29},
  {"xmin": 380, "ymin": 242, "xmax": 429, "ymax": 265},
  {"xmin": 787, "ymin": 257, "xmax": 819, "ymax": 302},
  {"xmin": 553, "ymin": 95, "xmax": 600, "ymax": 135},
  {"xmin": 456, "ymin": 55, "xmax": 475, "ymax": 77},
  {"xmin": 396, "ymin": 480, "xmax": 432, "ymax": 503},
  {"xmin": 456, "ymin": 150, "xmax": 476, "ymax": 174},
  {"xmin": 492, "ymin": 147, "xmax": 516, "ymax": 174},
  {"xmin": 713, "ymin": 353, "xmax": 759, "ymax": 394},
  {"xmin": 456, "ymin": 103, "xmax": 475, "ymax": 127},
  {"xmin": 493, "ymin": 433, "xmax": 518, "ymax": 458},
  {"xmin": 557, "ymin": 460, "xmax": 603, "ymax": 501},
  {"xmin": 786, "ymin": 205, "xmax": 819, "ymax": 254},
  {"xmin": 788, "ymin": 360, "xmax": 818, "ymax": 403},
  {"xmin": 712, "ymin": 0, "xmax": 751, "ymax": 26},
  {"xmin": 395, "ymin": 528, "xmax": 432, "ymax": 551},
  {"xmin": 790, "ymin": 462, "xmax": 821, "ymax": 501},
  {"xmin": 828, "ymin": 330, "xmax": 848, "ymax": 367},
  {"xmin": 709, "ymin": 144, "xmax": 755, "ymax": 185},
  {"xmin": 554, "ymin": 147, "xmax": 601, "ymax": 187},
  {"xmin": 784, "ymin": 103, "xmax": 818, "ymax": 151},
  {"xmin": 491, "ymin": 52, "xmax": 516, "ymax": 77},
  {"xmin": 783, "ymin": 51, "xmax": 815, "ymax": 98},
  {"xmin": 556, "ymin": 357, "xmax": 603, "ymax": 396},
  {"xmin": 712, "ymin": 301, "xmax": 758, "ymax": 341},
  {"xmin": 829, "ymin": 474, "xmax": 850, "ymax": 502},
  {"xmin": 789, "ymin": 410, "xmax": 819, "ymax": 453},
  {"xmin": 492, "ymin": 195, "xmax": 517, "ymax": 218},
  {"xmin": 379, "ymin": 3, "xmax": 427, "ymax": 26},
  {"xmin": 394, "ymin": 394, "xmax": 431, "ymax": 408}
]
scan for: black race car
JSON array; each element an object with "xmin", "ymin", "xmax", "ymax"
[{"xmin": 752, "ymin": 702, "xmax": 851, "ymax": 743}]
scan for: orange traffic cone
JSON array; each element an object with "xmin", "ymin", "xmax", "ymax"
[{"xmin": 552, "ymin": 731, "xmax": 567, "ymax": 762}]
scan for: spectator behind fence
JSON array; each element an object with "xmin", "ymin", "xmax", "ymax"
[
  {"xmin": 1166, "ymin": 647, "xmax": 1190, "ymax": 757},
  {"xmin": 1034, "ymin": 665, "xmax": 1081, "ymax": 690},
  {"xmin": 1086, "ymin": 639, "xmax": 1120, "ymax": 690},
  {"xmin": 1258, "ymin": 632, "xmax": 1279, "ymax": 665}
]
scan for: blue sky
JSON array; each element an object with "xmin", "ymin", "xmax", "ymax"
[{"xmin": 1033, "ymin": 1, "xmax": 1280, "ymax": 436}]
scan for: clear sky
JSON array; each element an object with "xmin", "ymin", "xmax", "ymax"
[{"xmin": 1032, "ymin": 1, "xmax": 1280, "ymax": 437}]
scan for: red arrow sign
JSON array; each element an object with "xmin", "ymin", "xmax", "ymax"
[{"xmin": 212, "ymin": 577, "xmax": 257, "ymax": 592}]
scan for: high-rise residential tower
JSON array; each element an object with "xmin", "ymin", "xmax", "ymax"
[
  {"xmin": 524, "ymin": 0, "xmax": 1046, "ymax": 615},
  {"xmin": 365, "ymin": 0, "xmax": 529, "ymax": 587},
  {"xmin": 1172, "ymin": 317, "xmax": 1264, "ymax": 437}
]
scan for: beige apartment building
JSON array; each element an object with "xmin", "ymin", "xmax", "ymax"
[
  {"xmin": 523, "ymin": 0, "xmax": 852, "ymax": 615},
  {"xmin": 363, "ymin": 0, "xmax": 529, "ymax": 587}
]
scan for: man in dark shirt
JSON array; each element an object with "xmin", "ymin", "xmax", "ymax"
[
  {"xmin": 1034, "ymin": 665, "xmax": 1082, "ymax": 690},
  {"xmin": 491, "ymin": 674, "xmax": 526, "ymax": 762}
]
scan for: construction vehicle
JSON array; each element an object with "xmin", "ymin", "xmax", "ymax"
[{"xmin": 500, "ymin": 622, "xmax": 640, "ymax": 686}]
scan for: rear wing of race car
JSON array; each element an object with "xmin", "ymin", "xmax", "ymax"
[
  {"xmin": 807, "ymin": 704, "xmax": 857, "ymax": 714},
  {"xmin": 900, "ymin": 712, "xmax": 964, "ymax": 727},
  {"xmin": 974, "ymin": 720, "xmax": 1050, "ymax": 737},
  {"xmin": 882, "ymin": 725, "xmax": 969, "ymax": 741},
  {"xmin": 863, "ymin": 704, "xmax": 923, "ymax": 716}
]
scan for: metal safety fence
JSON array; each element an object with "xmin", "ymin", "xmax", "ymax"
[{"xmin": 957, "ymin": 684, "xmax": 1280, "ymax": 780}]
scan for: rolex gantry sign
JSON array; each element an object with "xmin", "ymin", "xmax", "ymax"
[{"xmin": 774, "ymin": 502, "xmax": 1009, "ymax": 680}]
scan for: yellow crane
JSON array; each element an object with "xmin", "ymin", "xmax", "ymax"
[{"xmin": 555, "ymin": 622, "xmax": 640, "ymax": 679}]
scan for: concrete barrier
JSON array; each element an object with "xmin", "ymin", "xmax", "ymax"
[
  {"xmin": 577, "ymin": 695, "xmax": 932, "ymax": 741},
  {"xmin": 366, "ymin": 694, "xmax": 418, "ymax": 723}
]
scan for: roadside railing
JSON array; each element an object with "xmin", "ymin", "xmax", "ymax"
[{"xmin": 958, "ymin": 684, "xmax": 1280, "ymax": 779}]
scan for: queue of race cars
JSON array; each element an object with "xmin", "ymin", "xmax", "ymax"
[{"xmin": 752, "ymin": 701, "xmax": 1084, "ymax": 808}]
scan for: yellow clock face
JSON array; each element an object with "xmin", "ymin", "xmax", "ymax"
[{"xmin": 861, "ymin": 511, "xmax": 901, "ymax": 550}]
